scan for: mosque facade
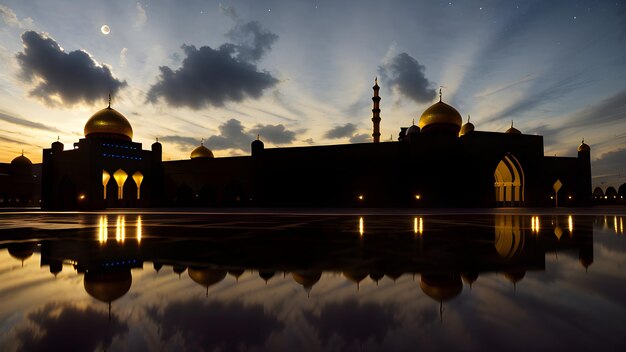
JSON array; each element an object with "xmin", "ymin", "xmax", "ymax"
[{"xmin": 40, "ymin": 82, "xmax": 592, "ymax": 210}]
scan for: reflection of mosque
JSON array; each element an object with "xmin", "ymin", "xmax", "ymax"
[
  {"xmin": 3, "ymin": 214, "xmax": 601, "ymax": 316},
  {"xmin": 0, "ymin": 152, "xmax": 40, "ymax": 207},
  {"xmin": 40, "ymin": 82, "xmax": 592, "ymax": 209}
]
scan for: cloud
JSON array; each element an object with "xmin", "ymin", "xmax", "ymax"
[
  {"xmin": 251, "ymin": 123, "xmax": 296, "ymax": 144},
  {"xmin": 565, "ymin": 88, "xmax": 626, "ymax": 130},
  {"xmin": 159, "ymin": 135, "xmax": 198, "ymax": 149},
  {"xmin": 349, "ymin": 133, "xmax": 371, "ymax": 143},
  {"xmin": 219, "ymin": 4, "xmax": 239, "ymax": 21},
  {"xmin": 119, "ymin": 47, "xmax": 128, "ymax": 67},
  {"xmin": 378, "ymin": 52, "xmax": 436, "ymax": 103},
  {"xmin": 146, "ymin": 298, "xmax": 282, "ymax": 351},
  {"xmin": 16, "ymin": 31, "xmax": 127, "ymax": 107},
  {"xmin": 325, "ymin": 123, "xmax": 357, "ymax": 139},
  {"xmin": 134, "ymin": 2, "xmax": 147, "ymax": 29},
  {"xmin": 0, "ymin": 5, "xmax": 33, "ymax": 28},
  {"xmin": 592, "ymin": 148, "xmax": 626, "ymax": 180},
  {"xmin": 226, "ymin": 21, "xmax": 278, "ymax": 62},
  {"xmin": 0, "ymin": 110, "xmax": 61, "ymax": 132},
  {"xmin": 146, "ymin": 18, "xmax": 279, "ymax": 109},
  {"xmin": 12, "ymin": 302, "xmax": 128, "ymax": 352}
]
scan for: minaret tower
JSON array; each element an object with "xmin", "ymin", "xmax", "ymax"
[{"xmin": 371, "ymin": 77, "xmax": 381, "ymax": 143}]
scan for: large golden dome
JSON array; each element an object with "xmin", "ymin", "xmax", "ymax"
[
  {"xmin": 418, "ymin": 101, "xmax": 462, "ymax": 134},
  {"xmin": 84, "ymin": 106, "xmax": 133, "ymax": 141},
  {"xmin": 190, "ymin": 143, "xmax": 214, "ymax": 159}
]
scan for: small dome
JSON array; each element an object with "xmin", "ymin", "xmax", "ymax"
[
  {"xmin": 418, "ymin": 100, "xmax": 463, "ymax": 134},
  {"xmin": 406, "ymin": 124, "xmax": 420, "ymax": 135},
  {"xmin": 420, "ymin": 273, "xmax": 463, "ymax": 302},
  {"xmin": 188, "ymin": 267, "xmax": 227, "ymax": 288},
  {"xmin": 459, "ymin": 115, "xmax": 474, "ymax": 136},
  {"xmin": 578, "ymin": 139, "xmax": 590, "ymax": 152},
  {"xmin": 11, "ymin": 154, "xmax": 32, "ymax": 168},
  {"xmin": 190, "ymin": 141, "xmax": 214, "ymax": 159},
  {"xmin": 84, "ymin": 106, "xmax": 133, "ymax": 141},
  {"xmin": 506, "ymin": 121, "xmax": 521, "ymax": 134},
  {"xmin": 504, "ymin": 270, "xmax": 526, "ymax": 284}
]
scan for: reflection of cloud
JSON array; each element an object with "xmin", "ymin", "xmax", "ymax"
[
  {"xmin": 13, "ymin": 302, "xmax": 128, "ymax": 352},
  {"xmin": 305, "ymin": 299, "xmax": 397, "ymax": 349},
  {"xmin": 146, "ymin": 298, "xmax": 282, "ymax": 351}
]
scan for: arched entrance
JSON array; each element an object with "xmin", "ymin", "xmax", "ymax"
[{"xmin": 494, "ymin": 154, "xmax": 524, "ymax": 206}]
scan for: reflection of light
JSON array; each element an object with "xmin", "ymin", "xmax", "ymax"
[
  {"xmin": 415, "ymin": 194, "xmax": 421, "ymax": 200},
  {"xmin": 419, "ymin": 217, "xmax": 423, "ymax": 234},
  {"xmin": 568, "ymin": 215, "xmax": 573, "ymax": 234},
  {"xmin": 531, "ymin": 216, "xmax": 540, "ymax": 233},
  {"xmin": 116, "ymin": 216, "xmax": 125, "ymax": 242},
  {"xmin": 359, "ymin": 217, "xmax": 364, "ymax": 236},
  {"xmin": 620, "ymin": 217, "xmax": 624, "ymax": 234},
  {"xmin": 137, "ymin": 216, "xmax": 142, "ymax": 243},
  {"xmin": 358, "ymin": 194, "xmax": 364, "ymax": 201},
  {"xmin": 98, "ymin": 216, "xmax": 108, "ymax": 243},
  {"xmin": 615, "ymin": 216, "xmax": 619, "ymax": 234},
  {"xmin": 79, "ymin": 194, "xmax": 85, "ymax": 200}
]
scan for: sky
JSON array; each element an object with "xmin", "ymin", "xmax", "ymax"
[{"xmin": 0, "ymin": 0, "xmax": 625, "ymax": 188}]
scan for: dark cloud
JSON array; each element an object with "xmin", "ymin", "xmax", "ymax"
[
  {"xmin": 205, "ymin": 118, "xmax": 254, "ymax": 151},
  {"xmin": 226, "ymin": 21, "xmax": 278, "ymax": 62},
  {"xmin": 147, "ymin": 18, "xmax": 279, "ymax": 109},
  {"xmin": 146, "ymin": 298, "xmax": 282, "ymax": 351},
  {"xmin": 592, "ymin": 148, "xmax": 626, "ymax": 180},
  {"xmin": 378, "ymin": 52, "xmax": 436, "ymax": 103},
  {"xmin": 16, "ymin": 31, "xmax": 127, "ymax": 106},
  {"xmin": 349, "ymin": 133, "xmax": 371, "ymax": 143},
  {"xmin": 325, "ymin": 123, "xmax": 357, "ymax": 139},
  {"xmin": 13, "ymin": 302, "xmax": 128, "ymax": 352},
  {"xmin": 305, "ymin": 299, "xmax": 397, "ymax": 348},
  {"xmin": 0, "ymin": 110, "xmax": 61, "ymax": 132},
  {"xmin": 251, "ymin": 123, "xmax": 296, "ymax": 144},
  {"xmin": 565, "ymin": 88, "xmax": 626, "ymax": 130}
]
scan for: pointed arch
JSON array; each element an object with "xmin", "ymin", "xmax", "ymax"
[{"xmin": 494, "ymin": 154, "xmax": 525, "ymax": 206}]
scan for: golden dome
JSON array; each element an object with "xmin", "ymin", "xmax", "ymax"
[
  {"xmin": 578, "ymin": 139, "xmax": 590, "ymax": 152},
  {"xmin": 418, "ymin": 101, "xmax": 462, "ymax": 134},
  {"xmin": 459, "ymin": 115, "xmax": 475, "ymax": 136},
  {"xmin": 84, "ymin": 270, "xmax": 132, "ymax": 303},
  {"xmin": 505, "ymin": 121, "xmax": 521, "ymax": 134},
  {"xmin": 190, "ymin": 142, "xmax": 214, "ymax": 159},
  {"xmin": 84, "ymin": 106, "xmax": 133, "ymax": 141}
]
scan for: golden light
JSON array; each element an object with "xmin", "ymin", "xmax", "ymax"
[
  {"xmin": 78, "ymin": 194, "xmax": 86, "ymax": 200},
  {"xmin": 568, "ymin": 215, "xmax": 573, "ymax": 234},
  {"xmin": 358, "ymin": 194, "xmax": 364, "ymax": 201},
  {"xmin": 98, "ymin": 216, "xmax": 108, "ymax": 243},
  {"xmin": 415, "ymin": 194, "xmax": 421, "ymax": 200},
  {"xmin": 359, "ymin": 217, "xmax": 364, "ymax": 236},
  {"xmin": 413, "ymin": 217, "xmax": 423, "ymax": 235},
  {"xmin": 550, "ymin": 196, "xmax": 554, "ymax": 200},
  {"xmin": 614, "ymin": 216, "xmax": 619, "ymax": 234},
  {"xmin": 102, "ymin": 170, "xmax": 111, "ymax": 199},
  {"xmin": 116, "ymin": 215, "xmax": 125, "ymax": 243},
  {"xmin": 568, "ymin": 195, "xmax": 572, "ymax": 200},
  {"xmin": 113, "ymin": 169, "xmax": 128, "ymax": 200},
  {"xmin": 132, "ymin": 171, "xmax": 144, "ymax": 200},
  {"xmin": 531, "ymin": 216, "xmax": 540, "ymax": 233},
  {"xmin": 101, "ymin": 24, "xmax": 110, "ymax": 35},
  {"xmin": 620, "ymin": 217, "xmax": 624, "ymax": 234},
  {"xmin": 137, "ymin": 216, "xmax": 142, "ymax": 243}
]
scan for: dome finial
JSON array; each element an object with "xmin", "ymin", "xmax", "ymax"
[
  {"xmin": 439, "ymin": 87, "xmax": 442, "ymax": 102},
  {"xmin": 200, "ymin": 138, "xmax": 204, "ymax": 146},
  {"xmin": 375, "ymin": 76, "xmax": 378, "ymax": 85},
  {"xmin": 412, "ymin": 119, "xmax": 415, "ymax": 125},
  {"xmin": 156, "ymin": 137, "xmax": 159, "ymax": 143},
  {"xmin": 257, "ymin": 134, "xmax": 260, "ymax": 140},
  {"xmin": 511, "ymin": 120, "xmax": 514, "ymax": 128},
  {"xmin": 108, "ymin": 92, "xmax": 111, "ymax": 108},
  {"xmin": 468, "ymin": 114, "xmax": 471, "ymax": 123},
  {"xmin": 582, "ymin": 138, "xmax": 585, "ymax": 144},
  {"xmin": 21, "ymin": 149, "xmax": 24, "ymax": 156}
]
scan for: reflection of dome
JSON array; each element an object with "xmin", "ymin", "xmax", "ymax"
[
  {"xmin": 8, "ymin": 242, "xmax": 36, "ymax": 262},
  {"xmin": 343, "ymin": 271, "xmax": 368, "ymax": 289},
  {"xmin": 228, "ymin": 269, "xmax": 245, "ymax": 280},
  {"xmin": 188, "ymin": 267, "xmax": 227, "ymax": 288},
  {"xmin": 292, "ymin": 271, "xmax": 322, "ymax": 294},
  {"xmin": 369, "ymin": 271, "xmax": 384, "ymax": 283},
  {"xmin": 84, "ymin": 106, "xmax": 133, "ymax": 141},
  {"xmin": 418, "ymin": 100, "xmax": 462, "ymax": 134},
  {"xmin": 84, "ymin": 270, "xmax": 132, "ymax": 303},
  {"xmin": 420, "ymin": 273, "xmax": 463, "ymax": 302},
  {"xmin": 578, "ymin": 139, "xmax": 590, "ymax": 152},
  {"xmin": 505, "ymin": 121, "xmax": 521, "ymax": 134},
  {"xmin": 461, "ymin": 272, "xmax": 479, "ymax": 287},
  {"xmin": 190, "ymin": 142, "xmax": 214, "ymax": 159},
  {"xmin": 504, "ymin": 270, "xmax": 526, "ymax": 284},
  {"xmin": 459, "ymin": 115, "xmax": 474, "ymax": 136},
  {"xmin": 579, "ymin": 257, "xmax": 593, "ymax": 269}
]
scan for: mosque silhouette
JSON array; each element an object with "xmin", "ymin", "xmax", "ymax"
[{"xmin": 36, "ymin": 80, "xmax": 591, "ymax": 209}]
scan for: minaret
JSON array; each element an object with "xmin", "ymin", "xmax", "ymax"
[{"xmin": 371, "ymin": 77, "xmax": 381, "ymax": 143}]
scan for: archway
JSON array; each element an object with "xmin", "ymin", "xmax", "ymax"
[{"xmin": 494, "ymin": 154, "xmax": 524, "ymax": 206}]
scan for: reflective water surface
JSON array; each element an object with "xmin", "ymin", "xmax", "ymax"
[{"xmin": 1, "ymin": 211, "xmax": 626, "ymax": 351}]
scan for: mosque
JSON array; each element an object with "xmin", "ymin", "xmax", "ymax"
[{"xmin": 40, "ymin": 81, "xmax": 592, "ymax": 209}]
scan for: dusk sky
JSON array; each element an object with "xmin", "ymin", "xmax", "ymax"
[{"xmin": 1, "ymin": 0, "xmax": 625, "ymax": 188}]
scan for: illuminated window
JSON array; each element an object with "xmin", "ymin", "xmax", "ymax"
[{"xmin": 113, "ymin": 169, "xmax": 128, "ymax": 200}]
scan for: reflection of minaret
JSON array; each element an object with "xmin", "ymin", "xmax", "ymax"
[
  {"xmin": 188, "ymin": 267, "xmax": 227, "ymax": 297},
  {"xmin": 344, "ymin": 271, "xmax": 368, "ymax": 291},
  {"xmin": 229, "ymin": 269, "xmax": 245, "ymax": 282},
  {"xmin": 292, "ymin": 271, "xmax": 322, "ymax": 297},
  {"xmin": 84, "ymin": 270, "xmax": 132, "ymax": 321},
  {"xmin": 420, "ymin": 273, "xmax": 463, "ymax": 323},
  {"xmin": 371, "ymin": 77, "xmax": 381, "ymax": 143}
]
